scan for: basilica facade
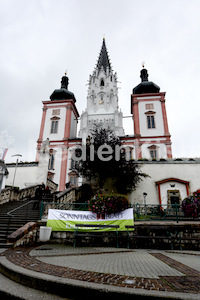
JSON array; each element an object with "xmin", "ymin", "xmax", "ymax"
[{"xmin": 5, "ymin": 39, "xmax": 200, "ymax": 206}]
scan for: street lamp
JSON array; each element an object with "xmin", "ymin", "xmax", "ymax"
[
  {"xmin": 12, "ymin": 154, "xmax": 22, "ymax": 188},
  {"xmin": 143, "ymin": 192, "xmax": 147, "ymax": 216}
]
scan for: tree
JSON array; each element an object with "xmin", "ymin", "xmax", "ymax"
[{"xmin": 74, "ymin": 126, "xmax": 148, "ymax": 194}]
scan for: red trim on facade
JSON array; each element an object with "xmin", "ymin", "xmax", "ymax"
[
  {"xmin": 64, "ymin": 107, "xmax": 72, "ymax": 139},
  {"xmin": 132, "ymin": 96, "xmax": 140, "ymax": 136},
  {"xmin": 166, "ymin": 144, "xmax": 173, "ymax": 159},
  {"xmin": 161, "ymin": 100, "xmax": 169, "ymax": 135},
  {"xmin": 135, "ymin": 139, "xmax": 142, "ymax": 159},
  {"xmin": 38, "ymin": 107, "xmax": 47, "ymax": 141},
  {"xmin": 36, "ymin": 106, "xmax": 47, "ymax": 161},
  {"xmin": 186, "ymin": 183, "xmax": 190, "ymax": 196},
  {"xmin": 43, "ymin": 99, "xmax": 79, "ymax": 118},
  {"xmin": 134, "ymin": 92, "xmax": 166, "ymax": 99},
  {"xmin": 157, "ymin": 184, "xmax": 162, "ymax": 205},
  {"xmin": 156, "ymin": 178, "xmax": 190, "ymax": 204},
  {"xmin": 140, "ymin": 135, "xmax": 171, "ymax": 140},
  {"xmin": 49, "ymin": 139, "xmax": 81, "ymax": 143},
  {"xmin": 59, "ymin": 147, "xmax": 68, "ymax": 191},
  {"xmin": 156, "ymin": 178, "xmax": 190, "ymax": 185}
]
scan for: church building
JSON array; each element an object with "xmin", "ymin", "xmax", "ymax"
[
  {"xmin": 5, "ymin": 38, "xmax": 200, "ymax": 206},
  {"xmin": 36, "ymin": 38, "xmax": 173, "ymax": 191}
]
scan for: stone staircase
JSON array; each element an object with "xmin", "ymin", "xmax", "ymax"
[{"xmin": 0, "ymin": 199, "xmax": 40, "ymax": 247}]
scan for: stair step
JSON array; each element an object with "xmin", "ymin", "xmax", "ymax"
[
  {"xmin": 0, "ymin": 199, "xmax": 40, "ymax": 246},
  {"xmin": 0, "ymin": 242, "xmax": 13, "ymax": 248}
]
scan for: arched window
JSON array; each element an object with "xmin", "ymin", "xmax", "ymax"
[
  {"xmin": 100, "ymin": 79, "xmax": 104, "ymax": 86},
  {"xmin": 50, "ymin": 116, "xmax": 60, "ymax": 133},
  {"xmin": 48, "ymin": 149, "xmax": 55, "ymax": 170},
  {"xmin": 148, "ymin": 145, "xmax": 158, "ymax": 159},
  {"xmin": 145, "ymin": 111, "xmax": 156, "ymax": 129}
]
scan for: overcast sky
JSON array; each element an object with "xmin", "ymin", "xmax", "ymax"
[{"xmin": 1, "ymin": 0, "xmax": 200, "ymax": 162}]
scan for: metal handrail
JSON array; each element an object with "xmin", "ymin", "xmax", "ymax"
[{"xmin": 7, "ymin": 200, "xmax": 34, "ymax": 217}]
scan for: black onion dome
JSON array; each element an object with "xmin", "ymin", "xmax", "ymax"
[
  {"xmin": 50, "ymin": 75, "xmax": 76, "ymax": 102},
  {"xmin": 133, "ymin": 68, "xmax": 160, "ymax": 94}
]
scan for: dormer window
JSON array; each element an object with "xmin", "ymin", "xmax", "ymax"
[{"xmin": 100, "ymin": 79, "xmax": 104, "ymax": 86}]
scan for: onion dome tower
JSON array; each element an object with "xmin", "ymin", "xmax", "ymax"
[
  {"xmin": 133, "ymin": 67, "xmax": 160, "ymax": 94},
  {"xmin": 131, "ymin": 66, "xmax": 172, "ymax": 160},
  {"xmin": 50, "ymin": 73, "xmax": 76, "ymax": 102},
  {"xmin": 36, "ymin": 73, "xmax": 80, "ymax": 190}
]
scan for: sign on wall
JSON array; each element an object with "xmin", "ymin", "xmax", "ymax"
[{"xmin": 47, "ymin": 208, "xmax": 134, "ymax": 232}]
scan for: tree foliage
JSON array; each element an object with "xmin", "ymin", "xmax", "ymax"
[{"xmin": 75, "ymin": 127, "xmax": 148, "ymax": 194}]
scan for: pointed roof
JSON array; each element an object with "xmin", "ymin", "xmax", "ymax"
[{"xmin": 96, "ymin": 38, "xmax": 112, "ymax": 73}]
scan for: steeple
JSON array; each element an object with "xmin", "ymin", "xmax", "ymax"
[
  {"xmin": 96, "ymin": 38, "xmax": 112, "ymax": 74},
  {"xmin": 79, "ymin": 38, "xmax": 124, "ymax": 140}
]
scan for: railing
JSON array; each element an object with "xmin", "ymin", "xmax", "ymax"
[
  {"xmin": 40, "ymin": 201, "xmax": 88, "ymax": 219},
  {"xmin": 132, "ymin": 203, "xmax": 185, "ymax": 223},
  {"xmin": 7, "ymin": 200, "xmax": 34, "ymax": 217},
  {"xmin": 40, "ymin": 202, "xmax": 200, "ymax": 223},
  {"xmin": 39, "ymin": 188, "xmax": 77, "ymax": 219},
  {"xmin": 5, "ymin": 200, "xmax": 36, "ymax": 243}
]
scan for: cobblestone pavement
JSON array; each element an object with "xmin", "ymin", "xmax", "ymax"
[{"xmin": 1, "ymin": 244, "xmax": 200, "ymax": 296}]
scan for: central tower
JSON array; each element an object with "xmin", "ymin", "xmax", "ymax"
[{"xmin": 79, "ymin": 38, "xmax": 124, "ymax": 141}]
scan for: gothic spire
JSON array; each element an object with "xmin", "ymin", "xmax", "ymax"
[{"xmin": 96, "ymin": 38, "xmax": 112, "ymax": 74}]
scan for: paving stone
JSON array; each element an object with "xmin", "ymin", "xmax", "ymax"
[{"xmin": 1, "ymin": 244, "xmax": 200, "ymax": 297}]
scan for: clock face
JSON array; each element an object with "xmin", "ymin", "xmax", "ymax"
[{"xmin": 99, "ymin": 100, "xmax": 104, "ymax": 104}]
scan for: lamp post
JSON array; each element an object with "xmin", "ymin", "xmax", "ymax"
[
  {"xmin": 143, "ymin": 192, "xmax": 147, "ymax": 216},
  {"xmin": 12, "ymin": 154, "xmax": 22, "ymax": 188}
]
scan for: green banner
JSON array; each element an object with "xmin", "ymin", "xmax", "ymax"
[{"xmin": 47, "ymin": 208, "xmax": 134, "ymax": 232}]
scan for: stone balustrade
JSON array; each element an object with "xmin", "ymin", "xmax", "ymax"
[{"xmin": 0, "ymin": 185, "xmax": 39, "ymax": 204}]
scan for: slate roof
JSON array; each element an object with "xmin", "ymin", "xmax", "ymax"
[
  {"xmin": 96, "ymin": 38, "xmax": 112, "ymax": 74},
  {"xmin": 133, "ymin": 68, "xmax": 160, "ymax": 94},
  {"xmin": 50, "ymin": 75, "xmax": 76, "ymax": 102}
]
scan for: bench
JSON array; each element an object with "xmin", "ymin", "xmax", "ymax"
[
  {"xmin": 125, "ymin": 225, "xmax": 174, "ymax": 249},
  {"xmin": 73, "ymin": 224, "xmax": 120, "ymax": 248},
  {"xmin": 174, "ymin": 234, "xmax": 200, "ymax": 250}
]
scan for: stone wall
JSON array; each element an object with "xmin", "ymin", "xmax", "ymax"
[
  {"xmin": 50, "ymin": 221, "xmax": 200, "ymax": 250},
  {"xmin": 7, "ymin": 222, "xmax": 38, "ymax": 248}
]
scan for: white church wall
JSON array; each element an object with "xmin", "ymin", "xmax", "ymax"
[
  {"xmin": 43, "ymin": 105, "xmax": 66, "ymax": 141},
  {"xmin": 0, "ymin": 173, "xmax": 7, "ymax": 192},
  {"xmin": 6, "ymin": 164, "xmax": 39, "ymax": 189},
  {"xmin": 52, "ymin": 147, "xmax": 62, "ymax": 186},
  {"xmin": 70, "ymin": 111, "xmax": 77, "ymax": 138},
  {"xmin": 159, "ymin": 181, "xmax": 188, "ymax": 206},
  {"xmin": 138, "ymin": 100, "xmax": 164, "ymax": 137},
  {"xmin": 141, "ymin": 142, "xmax": 167, "ymax": 159},
  {"xmin": 128, "ymin": 161, "xmax": 200, "ymax": 205}
]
